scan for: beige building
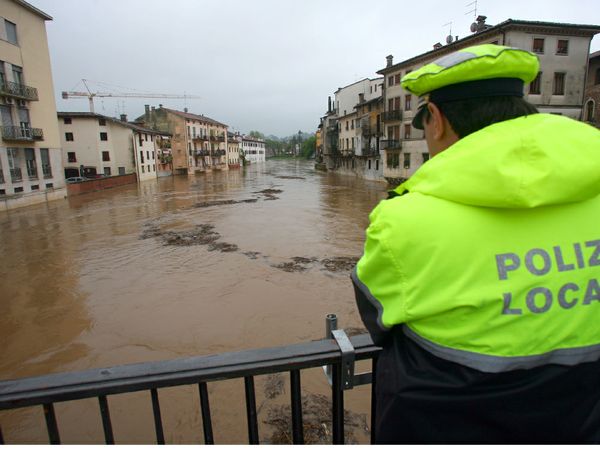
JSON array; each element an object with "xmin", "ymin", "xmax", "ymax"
[
  {"xmin": 378, "ymin": 18, "xmax": 600, "ymax": 184},
  {"xmin": 136, "ymin": 105, "xmax": 229, "ymax": 175},
  {"xmin": 0, "ymin": 0, "xmax": 65, "ymax": 211},
  {"xmin": 58, "ymin": 112, "xmax": 166, "ymax": 182},
  {"xmin": 226, "ymin": 131, "xmax": 241, "ymax": 168}
]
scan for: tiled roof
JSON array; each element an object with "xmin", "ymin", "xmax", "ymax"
[
  {"xmin": 161, "ymin": 108, "xmax": 228, "ymax": 128},
  {"xmin": 57, "ymin": 112, "xmax": 171, "ymax": 135}
]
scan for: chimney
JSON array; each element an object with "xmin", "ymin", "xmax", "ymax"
[
  {"xmin": 184, "ymin": 107, "xmax": 188, "ymax": 113},
  {"xmin": 328, "ymin": 96, "xmax": 332, "ymax": 113},
  {"xmin": 144, "ymin": 104, "xmax": 150, "ymax": 120},
  {"xmin": 358, "ymin": 93, "xmax": 365, "ymax": 103},
  {"xmin": 386, "ymin": 55, "xmax": 394, "ymax": 68},
  {"xmin": 433, "ymin": 42, "xmax": 443, "ymax": 50},
  {"xmin": 151, "ymin": 106, "xmax": 155, "ymax": 111},
  {"xmin": 120, "ymin": 114, "xmax": 127, "ymax": 122}
]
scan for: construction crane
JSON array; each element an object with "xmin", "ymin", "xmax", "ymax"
[{"xmin": 61, "ymin": 79, "xmax": 200, "ymax": 113}]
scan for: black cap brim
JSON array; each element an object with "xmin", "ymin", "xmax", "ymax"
[{"xmin": 412, "ymin": 105, "xmax": 427, "ymax": 130}]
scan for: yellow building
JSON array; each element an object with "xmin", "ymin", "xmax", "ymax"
[{"xmin": 0, "ymin": 0, "xmax": 65, "ymax": 211}]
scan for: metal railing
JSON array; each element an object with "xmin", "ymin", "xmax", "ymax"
[
  {"xmin": 382, "ymin": 110, "xmax": 402, "ymax": 122},
  {"xmin": 381, "ymin": 139, "xmax": 402, "ymax": 150},
  {"xmin": 0, "ymin": 81, "xmax": 39, "ymax": 101},
  {"xmin": 0, "ymin": 319, "xmax": 380, "ymax": 444},
  {"xmin": 1, "ymin": 126, "xmax": 43, "ymax": 142},
  {"xmin": 9, "ymin": 168, "xmax": 21, "ymax": 183}
]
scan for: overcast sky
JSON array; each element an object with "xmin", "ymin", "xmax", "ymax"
[{"xmin": 31, "ymin": 0, "xmax": 600, "ymax": 137}]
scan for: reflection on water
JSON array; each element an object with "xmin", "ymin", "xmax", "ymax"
[{"xmin": 0, "ymin": 160, "xmax": 387, "ymax": 443}]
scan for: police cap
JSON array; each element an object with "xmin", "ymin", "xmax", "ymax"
[{"xmin": 402, "ymin": 44, "xmax": 540, "ymax": 129}]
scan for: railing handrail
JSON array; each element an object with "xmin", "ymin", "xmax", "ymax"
[{"xmin": 0, "ymin": 333, "xmax": 378, "ymax": 411}]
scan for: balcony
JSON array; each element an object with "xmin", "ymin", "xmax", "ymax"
[
  {"xmin": 0, "ymin": 80, "xmax": 39, "ymax": 101},
  {"xmin": 192, "ymin": 134, "xmax": 209, "ymax": 142},
  {"xmin": 211, "ymin": 149, "xmax": 226, "ymax": 157},
  {"xmin": 382, "ymin": 110, "xmax": 402, "ymax": 122},
  {"xmin": 195, "ymin": 149, "xmax": 210, "ymax": 157},
  {"xmin": 381, "ymin": 139, "xmax": 402, "ymax": 150},
  {"xmin": 1, "ymin": 126, "xmax": 44, "ymax": 142},
  {"xmin": 210, "ymin": 134, "xmax": 225, "ymax": 142}
]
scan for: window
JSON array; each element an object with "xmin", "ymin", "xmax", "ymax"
[
  {"xmin": 0, "ymin": 189, "xmax": 5, "ymax": 195},
  {"xmin": 405, "ymin": 94, "xmax": 412, "ymax": 111},
  {"xmin": 147, "ymin": 165, "xmax": 150, "ymax": 173},
  {"xmin": 553, "ymin": 72, "xmax": 565, "ymax": 95},
  {"xmin": 118, "ymin": 167, "xmax": 125, "ymax": 175},
  {"xmin": 404, "ymin": 124, "xmax": 411, "ymax": 139},
  {"xmin": 100, "ymin": 132, "xmax": 108, "ymax": 141},
  {"xmin": 45, "ymin": 183, "xmax": 53, "ymax": 189},
  {"xmin": 102, "ymin": 151, "xmax": 110, "ymax": 161},
  {"xmin": 388, "ymin": 76, "xmax": 394, "ymax": 87},
  {"xmin": 556, "ymin": 40, "xmax": 569, "ymax": 55},
  {"xmin": 586, "ymin": 100, "xmax": 595, "ymax": 122},
  {"xmin": 144, "ymin": 133, "xmax": 148, "ymax": 141},
  {"xmin": 422, "ymin": 153, "xmax": 430, "ymax": 163},
  {"xmin": 146, "ymin": 151, "xmax": 150, "ymax": 160},
  {"xmin": 532, "ymin": 38, "xmax": 544, "ymax": 54},
  {"xmin": 63, "ymin": 117, "xmax": 72, "ymax": 124},
  {"xmin": 152, "ymin": 151, "xmax": 155, "ymax": 159},
  {"xmin": 141, "ymin": 165, "xmax": 145, "ymax": 173},
  {"xmin": 98, "ymin": 118, "xmax": 106, "ymax": 126},
  {"xmin": 345, "ymin": 121, "xmax": 349, "ymax": 131},
  {"xmin": 529, "ymin": 72, "xmax": 542, "ymax": 95},
  {"xmin": 140, "ymin": 151, "xmax": 144, "ymax": 163},
  {"xmin": 31, "ymin": 184, "xmax": 39, "ymax": 191},
  {"xmin": 403, "ymin": 152, "xmax": 411, "ymax": 169},
  {"xmin": 4, "ymin": 19, "xmax": 17, "ymax": 45},
  {"xmin": 14, "ymin": 186, "xmax": 23, "ymax": 193},
  {"xmin": 104, "ymin": 167, "xmax": 111, "ymax": 176},
  {"xmin": 368, "ymin": 160, "xmax": 371, "ymax": 169},
  {"xmin": 376, "ymin": 160, "xmax": 379, "ymax": 171},
  {"xmin": 25, "ymin": 148, "xmax": 37, "ymax": 179},
  {"xmin": 394, "ymin": 74, "xmax": 401, "ymax": 84},
  {"xmin": 0, "ymin": 157, "xmax": 4, "ymax": 184},
  {"xmin": 65, "ymin": 132, "xmax": 74, "ymax": 141},
  {"xmin": 67, "ymin": 152, "xmax": 77, "ymax": 163}
]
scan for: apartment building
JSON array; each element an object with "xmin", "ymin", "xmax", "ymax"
[
  {"xmin": 58, "ymin": 112, "xmax": 167, "ymax": 182},
  {"xmin": 584, "ymin": 50, "xmax": 600, "ymax": 127},
  {"xmin": 136, "ymin": 105, "xmax": 228, "ymax": 175},
  {"xmin": 377, "ymin": 18, "xmax": 600, "ymax": 184},
  {"xmin": 241, "ymin": 136, "xmax": 266, "ymax": 163},
  {"xmin": 0, "ymin": 0, "xmax": 65, "ymax": 211}
]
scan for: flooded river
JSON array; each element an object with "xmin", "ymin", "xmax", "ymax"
[{"xmin": 0, "ymin": 159, "xmax": 388, "ymax": 443}]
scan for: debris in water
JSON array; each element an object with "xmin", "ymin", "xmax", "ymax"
[
  {"xmin": 194, "ymin": 198, "xmax": 258, "ymax": 208},
  {"xmin": 243, "ymin": 251, "xmax": 262, "ymax": 259},
  {"xmin": 264, "ymin": 393, "xmax": 369, "ymax": 444},
  {"xmin": 273, "ymin": 257, "xmax": 317, "ymax": 272},
  {"xmin": 263, "ymin": 373, "xmax": 285, "ymax": 399},
  {"xmin": 320, "ymin": 256, "xmax": 359, "ymax": 273},
  {"xmin": 208, "ymin": 242, "xmax": 238, "ymax": 252},
  {"xmin": 275, "ymin": 176, "xmax": 305, "ymax": 180}
]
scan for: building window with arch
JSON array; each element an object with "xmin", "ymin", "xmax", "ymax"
[{"xmin": 585, "ymin": 99, "xmax": 595, "ymax": 122}]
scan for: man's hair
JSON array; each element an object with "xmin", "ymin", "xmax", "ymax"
[{"xmin": 423, "ymin": 96, "xmax": 539, "ymax": 138}]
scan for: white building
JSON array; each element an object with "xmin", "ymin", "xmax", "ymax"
[
  {"xmin": 0, "ymin": 0, "xmax": 65, "ymax": 211},
  {"xmin": 241, "ymin": 136, "xmax": 265, "ymax": 163},
  {"xmin": 58, "ymin": 112, "xmax": 166, "ymax": 182}
]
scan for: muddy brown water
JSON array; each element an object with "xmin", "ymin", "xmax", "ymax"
[{"xmin": 0, "ymin": 160, "xmax": 388, "ymax": 444}]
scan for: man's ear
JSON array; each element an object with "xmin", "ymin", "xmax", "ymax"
[{"xmin": 427, "ymin": 102, "xmax": 445, "ymax": 140}]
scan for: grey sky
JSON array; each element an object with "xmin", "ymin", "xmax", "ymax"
[{"xmin": 31, "ymin": 0, "xmax": 600, "ymax": 137}]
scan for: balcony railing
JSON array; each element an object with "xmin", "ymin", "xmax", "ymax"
[
  {"xmin": 0, "ymin": 320, "xmax": 380, "ymax": 444},
  {"xmin": 209, "ymin": 135, "xmax": 225, "ymax": 142},
  {"xmin": 381, "ymin": 139, "xmax": 402, "ymax": 150},
  {"xmin": 0, "ymin": 80, "xmax": 39, "ymax": 101},
  {"xmin": 382, "ymin": 110, "xmax": 402, "ymax": 122},
  {"xmin": 192, "ymin": 135, "xmax": 209, "ymax": 141},
  {"xmin": 1, "ymin": 126, "xmax": 43, "ymax": 142},
  {"xmin": 10, "ymin": 168, "xmax": 22, "ymax": 183},
  {"xmin": 211, "ymin": 149, "xmax": 226, "ymax": 157}
]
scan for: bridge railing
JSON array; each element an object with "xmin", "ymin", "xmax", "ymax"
[{"xmin": 0, "ymin": 319, "xmax": 380, "ymax": 444}]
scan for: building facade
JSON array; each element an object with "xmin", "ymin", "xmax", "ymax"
[
  {"xmin": 319, "ymin": 18, "xmax": 600, "ymax": 185},
  {"xmin": 136, "ymin": 105, "xmax": 229, "ymax": 175},
  {"xmin": 226, "ymin": 131, "xmax": 241, "ymax": 168},
  {"xmin": 377, "ymin": 18, "xmax": 600, "ymax": 184},
  {"xmin": 584, "ymin": 50, "xmax": 600, "ymax": 127},
  {"xmin": 0, "ymin": 0, "xmax": 65, "ymax": 211},
  {"xmin": 58, "ymin": 112, "xmax": 166, "ymax": 182}
]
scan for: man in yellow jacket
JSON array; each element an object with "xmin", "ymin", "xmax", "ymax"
[{"xmin": 352, "ymin": 44, "xmax": 600, "ymax": 442}]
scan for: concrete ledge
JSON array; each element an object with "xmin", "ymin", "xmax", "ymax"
[{"xmin": 66, "ymin": 173, "xmax": 137, "ymax": 196}]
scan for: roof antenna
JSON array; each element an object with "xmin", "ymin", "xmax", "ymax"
[
  {"xmin": 443, "ymin": 21, "xmax": 454, "ymax": 44},
  {"xmin": 465, "ymin": 0, "xmax": 478, "ymax": 20}
]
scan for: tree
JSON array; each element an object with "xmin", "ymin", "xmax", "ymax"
[
  {"xmin": 248, "ymin": 130, "xmax": 265, "ymax": 139},
  {"xmin": 300, "ymin": 135, "xmax": 316, "ymax": 159}
]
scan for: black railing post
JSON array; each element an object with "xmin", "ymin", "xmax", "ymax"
[
  {"xmin": 244, "ymin": 376, "xmax": 259, "ymax": 444},
  {"xmin": 370, "ymin": 355, "xmax": 378, "ymax": 444},
  {"xmin": 331, "ymin": 363, "xmax": 344, "ymax": 444},
  {"xmin": 290, "ymin": 370, "xmax": 304, "ymax": 444},
  {"xmin": 98, "ymin": 395, "xmax": 114, "ymax": 444},
  {"xmin": 150, "ymin": 389, "xmax": 165, "ymax": 444},
  {"xmin": 198, "ymin": 383, "xmax": 214, "ymax": 444},
  {"xmin": 43, "ymin": 403, "xmax": 61, "ymax": 444},
  {"xmin": 0, "ymin": 423, "xmax": 4, "ymax": 444}
]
